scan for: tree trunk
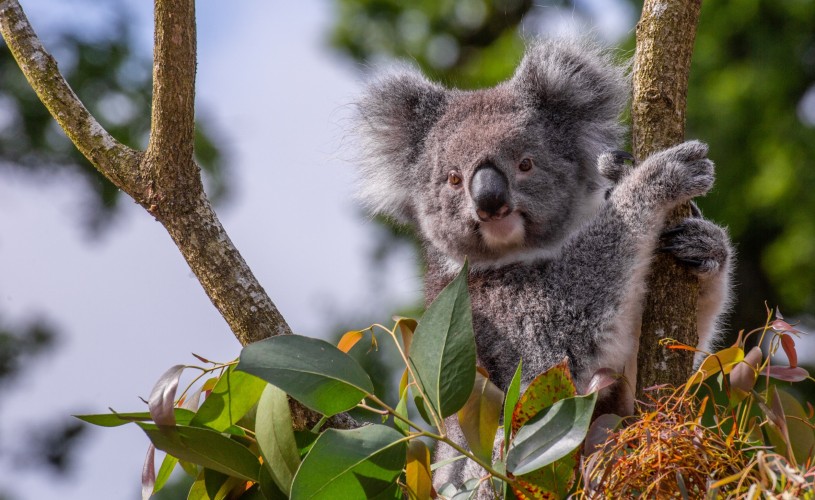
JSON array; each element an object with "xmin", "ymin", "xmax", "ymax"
[{"xmin": 632, "ymin": 0, "xmax": 703, "ymax": 399}]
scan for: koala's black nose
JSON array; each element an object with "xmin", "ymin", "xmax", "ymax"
[{"xmin": 470, "ymin": 163, "xmax": 510, "ymax": 221}]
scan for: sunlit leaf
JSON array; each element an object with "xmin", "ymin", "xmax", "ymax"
[
  {"xmin": 506, "ymin": 393, "xmax": 597, "ymax": 476},
  {"xmin": 137, "ymin": 423, "xmax": 260, "ymax": 482},
  {"xmin": 762, "ymin": 365, "xmax": 810, "ymax": 382},
  {"xmin": 256, "ymin": 384, "xmax": 300, "ymax": 496},
  {"xmin": 686, "ymin": 346, "xmax": 744, "ymax": 387},
  {"xmin": 394, "ymin": 383, "xmax": 410, "ymax": 435},
  {"xmin": 338, "ymin": 330, "xmax": 367, "ymax": 353},
  {"xmin": 154, "ymin": 453, "xmax": 178, "ymax": 494},
  {"xmin": 148, "ymin": 364, "xmax": 186, "ymax": 426},
  {"xmin": 141, "ymin": 444, "xmax": 155, "ymax": 500},
  {"xmin": 74, "ymin": 408, "xmax": 196, "ymax": 427},
  {"xmin": 290, "ymin": 425, "xmax": 406, "ymax": 499},
  {"xmin": 406, "ymin": 440, "xmax": 432, "ymax": 500},
  {"xmin": 458, "ymin": 369, "xmax": 503, "ymax": 462},
  {"xmin": 511, "ymin": 358, "xmax": 576, "ymax": 436},
  {"xmin": 191, "ymin": 365, "xmax": 266, "ymax": 432},
  {"xmin": 237, "ymin": 335, "xmax": 374, "ymax": 416},
  {"xmin": 408, "ymin": 261, "xmax": 476, "ymax": 420}
]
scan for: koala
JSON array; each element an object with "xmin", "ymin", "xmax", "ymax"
[{"xmin": 354, "ymin": 38, "xmax": 731, "ymax": 494}]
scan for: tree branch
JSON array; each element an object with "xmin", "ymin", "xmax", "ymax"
[
  {"xmin": 0, "ymin": 0, "xmax": 142, "ymax": 191},
  {"xmin": 147, "ymin": 0, "xmax": 196, "ymax": 164},
  {"xmin": 0, "ymin": 0, "xmax": 293, "ymax": 346},
  {"xmin": 632, "ymin": 0, "xmax": 702, "ymax": 398}
]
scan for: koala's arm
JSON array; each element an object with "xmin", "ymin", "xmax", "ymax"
[
  {"xmin": 540, "ymin": 141, "xmax": 715, "ymax": 388},
  {"xmin": 599, "ymin": 151, "xmax": 734, "ymax": 360},
  {"xmin": 659, "ymin": 210, "xmax": 733, "ymax": 360}
]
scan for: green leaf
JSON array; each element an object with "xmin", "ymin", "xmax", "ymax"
[
  {"xmin": 137, "ymin": 423, "xmax": 259, "ymax": 482},
  {"xmin": 503, "ymin": 360, "xmax": 523, "ymax": 455},
  {"xmin": 154, "ymin": 453, "xmax": 179, "ymax": 494},
  {"xmin": 511, "ymin": 358, "xmax": 576, "ymax": 436},
  {"xmin": 774, "ymin": 387, "xmax": 815, "ymax": 464},
  {"xmin": 256, "ymin": 384, "xmax": 300, "ymax": 496},
  {"xmin": 75, "ymin": 409, "xmax": 195, "ymax": 427},
  {"xmin": 191, "ymin": 365, "xmax": 266, "ymax": 432},
  {"xmin": 290, "ymin": 425, "xmax": 407, "ymax": 499},
  {"xmin": 237, "ymin": 335, "xmax": 374, "ymax": 416},
  {"xmin": 408, "ymin": 261, "xmax": 476, "ymax": 419},
  {"xmin": 506, "ymin": 392, "xmax": 596, "ymax": 476},
  {"xmin": 458, "ymin": 369, "xmax": 503, "ymax": 462},
  {"xmin": 394, "ymin": 383, "xmax": 410, "ymax": 434},
  {"xmin": 258, "ymin": 464, "xmax": 288, "ymax": 500}
]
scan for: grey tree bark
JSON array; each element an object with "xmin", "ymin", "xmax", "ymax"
[{"xmin": 632, "ymin": 0, "xmax": 703, "ymax": 398}]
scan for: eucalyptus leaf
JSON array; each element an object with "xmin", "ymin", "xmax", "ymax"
[
  {"xmin": 191, "ymin": 365, "xmax": 266, "ymax": 432},
  {"xmin": 503, "ymin": 360, "xmax": 522, "ymax": 455},
  {"xmin": 506, "ymin": 393, "xmax": 596, "ymax": 476},
  {"xmin": 237, "ymin": 335, "xmax": 374, "ymax": 416},
  {"xmin": 290, "ymin": 424, "xmax": 406, "ymax": 499},
  {"xmin": 256, "ymin": 384, "xmax": 300, "ymax": 496},
  {"xmin": 137, "ymin": 423, "xmax": 259, "ymax": 482},
  {"xmin": 74, "ymin": 408, "xmax": 195, "ymax": 427},
  {"xmin": 408, "ymin": 261, "xmax": 476, "ymax": 420}
]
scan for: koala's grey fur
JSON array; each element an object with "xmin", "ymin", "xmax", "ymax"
[{"xmin": 354, "ymin": 38, "xmax": 732, "ymax": 494}]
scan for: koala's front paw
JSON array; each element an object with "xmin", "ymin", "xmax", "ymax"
[
  {"xmin": 641, "ymin": 140, "xmax": 715, "ymax": 205},
  {"xmin": 660, "ymin": 217, "xmax": 730, "ymax": 278}
]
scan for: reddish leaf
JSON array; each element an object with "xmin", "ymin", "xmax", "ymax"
[
  {"xmin": 393, "ymin": 316, "xmax": 417, "ymax": 357},
  {"xmin": 141, "ymin": 444, "xmax": 156, "ymax": 500},
  {"xmin": 148, "ymin": 365, "xmax": 186, "ymax": 426},
  {"xmin": 729, "ymin": 346, "xmax": 762, "ymax": 396},
  {"xmin": 191, "ymin": 353, "xmax": 212, "ymax": 364},
  {"xmin": 511, "ymin": 358, "xmax": 576, "ymax": 436},
  {"xmin": 780, "ymin": 334, "xmax": 798, "ymax": 368},
  {"xmin": 772, "ymin": 319, "xmax": 803, "ymax": 336},
  {"xmin": 583, "ymin": 413, "xmax": 622, "ymax": 455},
  {"xmin": 585, "ymin": 368, "xmax": 619, "ymax": 395},
  {"xmin": 762, "ymin": 365, "xmax": 810, "ymax": 382}
]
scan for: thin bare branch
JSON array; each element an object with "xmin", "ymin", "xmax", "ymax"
[
  {"xmin": 0, "ymin": 0, "xmax": 141, "ymax": 191},
  {"xmin": 147, "ymin": 0, "xmax": 196, "ymax": 163},
  {"xmin": 633, "ymin": 0, "xmax": 703, "ymax": 397}
]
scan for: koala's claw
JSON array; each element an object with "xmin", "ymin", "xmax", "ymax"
[{"xmin": 659, "ymin": 218, "xmax": 730, "ymax": 278}]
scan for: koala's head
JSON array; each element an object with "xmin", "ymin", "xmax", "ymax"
[{"xmin": 355, "ymin": 39, "xmax": 628, "ymax": 266}]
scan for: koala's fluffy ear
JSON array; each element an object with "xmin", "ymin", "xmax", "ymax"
[
  {"xmin": 511, "ymin": 39, "xmax": 629, "ymax": 166},
  {"xmin": 355, "ymin": 70, "xmax": 447, "ymax": 222}
]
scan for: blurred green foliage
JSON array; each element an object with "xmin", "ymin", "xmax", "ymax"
[
  {"xmin": 0, "ymin": 3, "xmax": 228, "ymax": 233},
  {"xmin": 329, "ymin": 0, "xmax": 815, "ymax": 329}
]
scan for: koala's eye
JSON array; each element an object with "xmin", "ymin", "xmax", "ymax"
[
  {"xmin": 519, "ymin": 158, "xmax": 534, "ymax": 172},
  {"xmin": 448, "ymin": 171, "xmax": 463, "ymax": 187}
]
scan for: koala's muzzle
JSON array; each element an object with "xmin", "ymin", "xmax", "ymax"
[{"xmin": 471, "ymin": 163, "xmax": 510, "ymax": 221}]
